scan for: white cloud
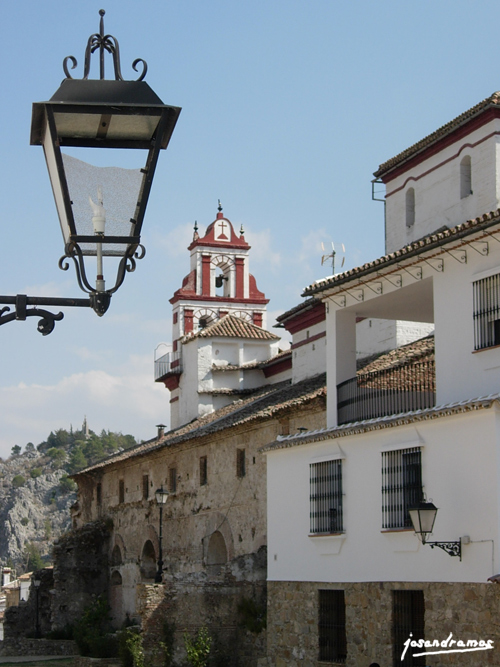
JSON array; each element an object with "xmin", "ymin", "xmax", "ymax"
[
  {"xmin": 154, "ymin": 222, "xmax": 196, "ymax": 259},
  {"xmin": 0, "ymin": 361, "xmax": 170, "ymax": 458},
  {"xmin": 244, "ymin": 228, "xmax": 281, "ymax": 268}
]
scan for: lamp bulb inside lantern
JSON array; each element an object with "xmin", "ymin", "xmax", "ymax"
[{"xmin": 89, "ymin": 186, "xmax": 106, "ymax": 235}]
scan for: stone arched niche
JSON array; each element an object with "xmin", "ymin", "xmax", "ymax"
[
  {"xmin": 206, "ymin": 531, "xmax": 228, "ymax": 566},
  {"xmin": 140, "ymin": 540, "xmax": 157, "ymax": 581},
  {"xmin": 111, "ymin": 544, "xmax": 123, "ymax": 566},
  {"xmin": 111, "ymin": 570, "xmax": 123, "ymax": 585}
]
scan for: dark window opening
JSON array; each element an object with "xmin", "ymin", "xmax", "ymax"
[
  {"xmin": 473, "ymin": 274, "xmax": 500, "ymax": 350},
  {"xmin": 236, "ymin": 449, "xmax": 246, "ymax": 478},
  {"xmin": 310, "ymin": 460, "xmax": 343, "ymax": 534},
  {"xmin": 382, "ymin": 448, "xmax": 422, "ymax": 529},
  {"xmin": 142, "ymin": 474, "xmax": 149, "ymax": 500},
  {"xmin": 96, "ymin": 483, "xmax": 102, "ymax": 506},
  {"xmin": 392, "ymin": 590, "xmax": 425, "ymax": 667},
  {"xmin": 118, "ymin": 479, "xmax": 125, "ymax": 504},
  {"xmin": 200, "ymin": 456, "xmax": 208, "ymax": 486},
  {"xmin": 318, "ymin": 589, "xmax": 347, "ymax": 663},
  {"xmin": 169, "ymin": 467, "xmax": 177, "ymax": 493}
]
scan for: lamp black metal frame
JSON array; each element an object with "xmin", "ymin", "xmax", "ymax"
[
  {"xmin": 154, "ymin": 485, "xmax": 169, "ymax": 583},
  {"xmin": 409, "ymin": 500, "xmax": 462, "ymax": 560},
  {"xmin": 0, "ymin": 10, "xmax": 180, "ymax": 335}
]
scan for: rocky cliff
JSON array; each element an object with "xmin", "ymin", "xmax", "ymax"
[{"xmin": 0, "ymin": 450, "xmax": 75, "ymax": 569}]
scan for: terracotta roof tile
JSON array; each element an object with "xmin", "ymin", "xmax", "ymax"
[
  {"xmin": 73, "ymin": 373, "xmax": 326, "ymax": 476},
  {"xmin": 374, "ymin": 92, "xmax": 500, "ymax": 178},
  {"xmin": 183, "ymin": 314, "xmax": 279, "ymax": 342},
  {"xmin": 303, "ymin": 211, "xmax": 500, "ymax": 297}
]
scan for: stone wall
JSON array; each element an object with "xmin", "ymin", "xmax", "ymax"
[
  {"xmin": 137, "ymin": 553, "xmax": 267, "ymax": 667},
  {"xmin": 3, "ymin": 567, "xmax": 53, "ymax": 640},
  {"xmin": 264, "ymin": 580, "xmax": 500, "ymax": 667},
  {"xmin": 0, "ymin": 638, "xmax": 77, "ymax": 657},
  {"xmin": 51, "ymin": 520, "xmax": 111, "ymax": 631}
]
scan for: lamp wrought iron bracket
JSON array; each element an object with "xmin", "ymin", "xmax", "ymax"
[
  {"xmin": 0, "ymin": 295, "xmax": 90, "ymax": 336},
  {"xmin": 59, "ymin": 239, "xmax": 145, "ymax": 307},
  {"xmin": 63, "ymin": 9, "xmax": 147, "ymax": 82},
  {"xmin": 426, "ymin": 539, "xmax": 462, "ymax": 560}
]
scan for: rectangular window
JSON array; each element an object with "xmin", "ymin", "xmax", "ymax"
[
  {"xmin": 236, "ymin": 449, "xmax": 246, "ymax": 478},
  {"xmin": 392, "ymin": 590, "xmax": 425, "ymax": 667},
  {"xmin": 382, "ymin": 448, "xmax": 422, "ymax": 529},
  {"xmin": 142, "ymin": 474, "xmax": 149, "ymax": 500},
  {"xmin": 119, "ymin": 479, "xmax": 125, "ymax": 504},
  {"xmin": 473, "ymin": 274, "xmax": 500, "ymax": 350},
  {"xmin": 169, "ymin": 467, "xmax": 177, "ymax": 493},
  {"xmin": 310, "ymin": 460, "xmax": 343, "ymax": 534},
  {"xmin": 200, "ymin": 456, "xmax": 207, "ymax": 486},
  {"xmin": 318, "ymin": 590, "xmax": 347, "ymax": 663},
  {"xmin": 96, "ymin": 482, "xmax": 102, "ymax": 506}
]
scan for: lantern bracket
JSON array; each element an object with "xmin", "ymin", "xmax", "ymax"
[
  {"xmin": 63, "ymin": 9, "xmax": 147, "ymax": 82},
  {"xmin": 425, "ymin": 539, "xmax": 462, "ymax": 559}
]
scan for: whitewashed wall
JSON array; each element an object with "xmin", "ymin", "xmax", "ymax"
[
  {"xmin": 385, "ymin": 120, "xmax": 500, "ymax": 254},
  {"xmin": 266, "ymin": 406, "xmax": 500, "ymax": 584}
]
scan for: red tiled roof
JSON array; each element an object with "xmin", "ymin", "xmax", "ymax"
[
  {"xmin": 374, "ymin": 91, "xmax": 500, "ymax": 179},
  {"xmin": 303, "ymin": 210, "xmax": 500, "ymax": 297},
  {"xmin": 183, "ymin": 314, "xmax": 279, "ymax": 341}
]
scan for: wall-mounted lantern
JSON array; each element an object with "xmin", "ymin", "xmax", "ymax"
[{"xmin": 408, "ymin": 500, "xmax": 462, "ymax": 559}]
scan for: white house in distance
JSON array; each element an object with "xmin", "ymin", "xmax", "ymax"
[{"xmin": 262, "ymin": 91, "xmax": 500, "ymax": 666}]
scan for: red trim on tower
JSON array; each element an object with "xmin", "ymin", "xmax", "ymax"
[
  {"xmin": 235, "ymin": 257, "xmax": 244, "ymax": 299},
  {"xmin": 170, "ymin": 294, "xmax": 269, "ymax": 305},
  {"xmin": 202, "ymin": 255, "xmax": 211, "ymax": 296},
  {"xmin": 249, "ymin": 274, "xmax": 266, "ymax": 300},
  {"xmin": 253, "ymin": 312, "xmax": 263, "ymax": 327},
  {"xmin": 161, "ymin": 376, "xmax": 180, "ymax": 391},
  {"xmin": 169, "ymin": 395, "xmax": 179, "ymax": 403},
  {"xmin": 169, "ymin": 269, "xmax": 197, "ymax": 304},
  {"xmin": 184, "ymin": 309, "xmax": 194, "ymax": 334},
  {"xmin": 188, "ymin": 217, "xmax": 250, "ymax": 251},
  {"xmin": 219, "ymin": 310, "xmax": 228, "ymax": 318}
]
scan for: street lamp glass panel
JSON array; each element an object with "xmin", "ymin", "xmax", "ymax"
[
  {"xmin": 53, "ymin": 112, "xmax": 162, "ymax": 142},
  {"xmin": 155, "ymin": 486, "xmax": 169, "ymax": 504},
  {"xmin": 62, "ymin": 154, "xmax": 143, "ymax": 257},
  {"xmin": 409, "ymin": 501, "xmax": 438, "ymax": 543}
]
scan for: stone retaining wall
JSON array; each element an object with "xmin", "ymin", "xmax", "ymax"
[
  {"xmin": 265, "ymin": 580, "xmax": 500, "ymax": 667},
  {"xmin": 0, "ymin": 638, "xmax": 77, "ymax": 657}
]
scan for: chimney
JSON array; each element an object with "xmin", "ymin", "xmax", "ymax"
[{"xmin": 156, "ymin": 424, "xmax": 166, "ymax": 439}]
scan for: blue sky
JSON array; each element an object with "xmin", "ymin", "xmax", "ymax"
[{"xmin": 1, "ymin": 0, "xmax": 498, "ymax": 457}]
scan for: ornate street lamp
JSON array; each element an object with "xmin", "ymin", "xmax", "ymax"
[
  {"xmin": 155, "ymin": 484, "xmax": 169, "ymax": 583},
  {"xmin": 408, "ymin": 500, "xmax": 462, "ymax": 559},
  {"xmin": 0, "ymin": 10, "xmax": 180, "ymax": 334},
  {"xmin": 31, "ymin": 575, "xmax": 42, "ymax": 638}
]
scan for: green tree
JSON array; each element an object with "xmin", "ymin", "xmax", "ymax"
[
  {"xmin": 67, "ymin": 447, "xmax": 87, "ymax": 474},
  {"xmin": 11, "ymin": 445, "xmax": 21, "ymax": 457},
  {"xmin": 59, "ymin": 475, "xmax": 76, "ymax": 493},
  {"xmin": 183, "ymin": 627, "xmax": 212, "ymax": 667},
  {"xmin": 25, "ymin": 442, "xmax": 35, "ymax": 452},
  {"xmin": 47, "ymin": 448, "xmax": 67, "ymax": 467},
  {"xmin": 25, "ymin": 542, "xmax": 44, "ymax": 571},
  {"xmin": 30, "ymin": 468, "xmax": 42, "ymax": 479},
  {"xmin": 12, "ymin": 475, "xmax": 25, "ymax": 488}
]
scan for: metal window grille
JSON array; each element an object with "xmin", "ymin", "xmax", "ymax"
[
  {"xmin": 392, "ymin": 590, "xmax": 425, "ymax": 667},
  {"xmin": 236, "ymin": 449, "xmax": 246, "ymax": 478},
  {"xmin": 310, "ymin": 460, "xmax": 343, "ymax": 534},
  {"xmin": 200, "ymin": 456, "xmax": 208, "ymax": 486},
  {"xmin": 142, "ymin": 474, "xmax": 149, "ymax": 500},
  {"xmin": 119, "ymin": 479, "xmax": 125, "ymax": 504},
  {"xmin": 318, "ymin": 590, "xmax": 347, "ymax": 663},
  {"xmin": 473, "ymin": 274, "xmax": 500, "ymax": 350},
  {"xmin": 169, "ymin": 467, "xmax": 177, "ymax": 493},
  {"xmin": 382, "ymin": 448, "xmax": 422, "ymax": 529}
]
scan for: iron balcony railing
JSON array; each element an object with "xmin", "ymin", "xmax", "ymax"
[
  {"xmin": 337, "ymin": 359, "xmax": 435, "ymax": 425},
  {"xmin": 154, "ymin": 351, "xmax": 182, "ymax": 380}
]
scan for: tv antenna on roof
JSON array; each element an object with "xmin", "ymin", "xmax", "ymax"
[{"xmin": 321, "ymin": 242, "xmax": 345, "ymax": 274}]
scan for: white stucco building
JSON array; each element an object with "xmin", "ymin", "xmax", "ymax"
[{"xmin": 262, "ymin": 91, "xmax": 500, "ymax": 667}]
